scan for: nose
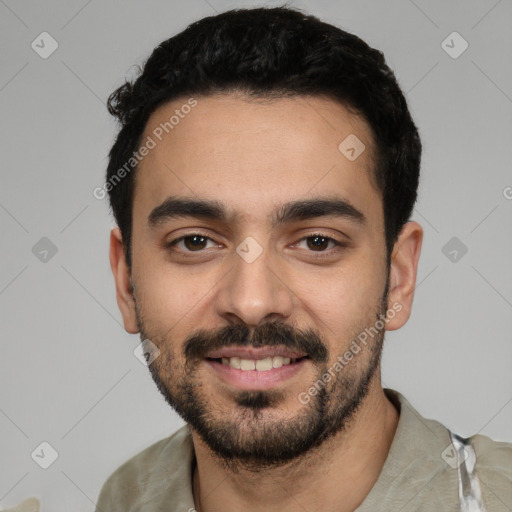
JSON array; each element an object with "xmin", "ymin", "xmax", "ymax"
[{"xmin": 214, "ymin": 244, "xmax": 294, "ymax": 327}]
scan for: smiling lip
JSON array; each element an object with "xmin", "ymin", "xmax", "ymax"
[
  {"xmin": 206, "ymin": 345, "xmax": 306, "ymax": 360},
  {"xmin": 204, "ymin": 345, "xmax": 309, "ymax": 390},
  {"xmin": 205, "ymin": 358, "xmax": 307, "ymax": 390}
]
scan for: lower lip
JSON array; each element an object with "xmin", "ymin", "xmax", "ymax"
[{"xmin": 204, "ymin": 358, "xmax": 308, "ymax": 390}]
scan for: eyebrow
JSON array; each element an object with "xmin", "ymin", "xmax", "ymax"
[
  {"xmin": 148, "ymin": 196, "xmax": 366, "ymax": 228},
  {"xmin": 148, "ymin": 197, "xmax": 230, "ymax": 227},
  {"xmin": 273, "ymin": 197, "xmax": 365, "ymax": 226}
]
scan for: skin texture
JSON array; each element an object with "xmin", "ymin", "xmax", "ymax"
[{"xmin": 109, "ymin": 93, "xmax": 423, "ymax": 512}]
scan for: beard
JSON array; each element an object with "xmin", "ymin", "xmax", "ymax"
[{"xmin": 135, "ymin": 288, "xmax": 389, "ymax": 472}]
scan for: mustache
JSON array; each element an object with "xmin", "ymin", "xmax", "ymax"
[{"xmin": 183, "ymin": 320, "xmax": 328, "ymax": 364}]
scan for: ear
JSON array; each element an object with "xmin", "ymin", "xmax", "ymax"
[
  {"xmin": 385, "ymin": 221, "xmax": 423, "ymax": 331},
  {"xmin": 109, "ymin": 227, "xmax": 139, "ymax": 334}
]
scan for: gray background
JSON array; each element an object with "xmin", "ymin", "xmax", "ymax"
[{"xmin": 1, "ymin": 0, "xmax": 511, "ymax": 510}]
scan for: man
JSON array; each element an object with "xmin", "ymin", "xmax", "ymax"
[{"xmin": 97, "ymin": 6, "xmax": 511, "ymax": 511}]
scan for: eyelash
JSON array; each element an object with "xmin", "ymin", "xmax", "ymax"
[{"xmin": 165, "ymin": 232, "xmax": 346, "ymax": 258}]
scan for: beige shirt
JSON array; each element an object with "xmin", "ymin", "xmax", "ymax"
[{"xmin": 95, "ymin": 389, "xmax": 512, "ymax": 511}]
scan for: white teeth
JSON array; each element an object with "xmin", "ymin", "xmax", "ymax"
[
  {"xmin": 240, "ymin": 359, "xmax": 256, "ymax": 370},
  {"xmin": 272, "ymin": 356, "xmax": 283, "ymax": 368},
  {"xmin": 220, "ymin": 355, "xmax": 296, "ymax": 371},
  {"xmin": 228, "ymin": 357, "xmax": 241, "ymax": 369},
  {"xmin": 255, "ymin": 357, "xmax": 273, "ymax": 371}
]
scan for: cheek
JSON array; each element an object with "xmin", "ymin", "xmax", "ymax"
[
  {"xmin": 292, "ymin": 262, "xmax": 383, "ymax": 331},
  {"xmin": 134, "ymin": 260, "xmax": 226, "ymax": 341},
  {"xmin": 134, "ymin": 266, "xmax": 194, "ymax": 330}
]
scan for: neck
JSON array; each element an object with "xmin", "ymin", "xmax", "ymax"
[{"xmin": 191, "ymin": 380, "xmax": 399, "ymax": 512}]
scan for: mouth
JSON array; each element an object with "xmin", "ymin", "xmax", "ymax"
[
  {"xmin": 207, "ymin": 354, "xmax": 308, "ymax": 371},
  {"xmin": 204, "ymin": 346, "xmax": 309, "ymax": 390}
]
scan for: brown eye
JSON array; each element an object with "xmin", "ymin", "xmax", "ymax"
[
  {"xmin": 165, "ymin": 233, "xmax": 221, "ymax": 256},
  {"xmin": 306, "ymin": 236, "xmax": 330, "ymax": 251},
  {"xmin": 183, "ymin": 235, "xmax": 208, "ymax": 251}
]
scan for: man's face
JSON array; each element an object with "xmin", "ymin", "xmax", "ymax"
[{"xmin": 127, "ymin": 94, "xmax": 391, "ymax": 468}]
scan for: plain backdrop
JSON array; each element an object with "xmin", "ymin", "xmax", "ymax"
[{"xmin": 1, "ymin": 0, "xmax": 511, "ymax": 510}]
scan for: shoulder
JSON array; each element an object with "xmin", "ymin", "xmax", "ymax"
[
  {"xmin": 377, "ymin": 389, "xmax": 512, "ymax": 511},
  {"xmin": 470, "ymin": 433, "xmax": 512, "ymax": 508},
  {"xmin": 471, "ymin": 432, "xmax": 512, "ymax": 470},
  {"xmin": 95, "ymin": 425, "xmax": 194, "ymax": 512}
]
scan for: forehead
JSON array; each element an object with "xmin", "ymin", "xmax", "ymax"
[{"xmin": 133, "ymin": 93, "xmax": 381, "ymax": 228}]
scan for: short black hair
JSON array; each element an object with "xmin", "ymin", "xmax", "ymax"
[{"xmin": 106, "ymin": 6, "xmax": 421, "ymax": 268}]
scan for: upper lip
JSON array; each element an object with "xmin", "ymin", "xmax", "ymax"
[{"xmin": 206, "ymin": 345, "xmax": 307, "ymax": 360}]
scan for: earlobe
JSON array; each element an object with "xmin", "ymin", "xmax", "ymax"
[
  {"xmin": 109, "ymin": 227, "xmax": 140, "ymax": 334},
  {"xmin": 385, "ymin": 221, "xmax": 423, "ymax": 331}
]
